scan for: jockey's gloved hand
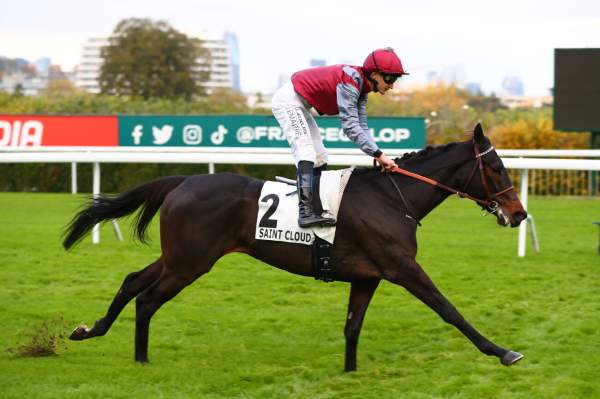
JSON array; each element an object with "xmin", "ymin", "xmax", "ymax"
[{"xmin": 375, "ymin": 153, "xmax": 397, "ymax": 171}]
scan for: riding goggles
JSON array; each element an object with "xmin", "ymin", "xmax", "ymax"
[{"xmin": 381, "ymin": 74, "xmax": 399, "ymax": 85}]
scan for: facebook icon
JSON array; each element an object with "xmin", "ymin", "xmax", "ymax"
[{"xmin": 131, "ymin": 125, "xmax": 143, "ymax": 145}]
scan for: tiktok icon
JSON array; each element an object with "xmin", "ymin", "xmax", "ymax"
[{"xmin": 211, "ymin": 124, "xmax": 228, "ymax": 145}]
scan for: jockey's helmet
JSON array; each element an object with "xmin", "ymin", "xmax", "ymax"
[{"xmin": 362, "ymin": 48, "xmax": 409, "ymax": 76}]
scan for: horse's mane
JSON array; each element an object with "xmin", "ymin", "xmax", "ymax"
[
  {"xmin": 353, "ymin": 142, "xmax": 462, "ymax": 175},
  {"xmin": 394, "ymin": 142, "xmax": 460, "ymax": 166}
]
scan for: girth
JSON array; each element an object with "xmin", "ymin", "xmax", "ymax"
[{"xmin": 312, "ymin": 234, "xmax": 334, "ymax": 282}]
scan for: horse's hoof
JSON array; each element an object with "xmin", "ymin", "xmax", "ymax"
[
  {"xmin": 501, "ymin": 351, "xmax": 524, "ymax": 366},
  {"xmin": 69, "ymin": 325, "xmax": 90, "ymax": 341}
]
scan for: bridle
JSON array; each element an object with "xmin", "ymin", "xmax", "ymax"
[
  {"xmin": 383, "ymin": 141, "xmax": 515, "ymax": 219},
  {"xmin": 459, "ymin": 142, "xmax": 514, "ymax": 212}
]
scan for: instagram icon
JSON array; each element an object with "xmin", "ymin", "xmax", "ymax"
[{"xmin": 183, "ymin": 125, "xmax": 202, "ymax": 145}]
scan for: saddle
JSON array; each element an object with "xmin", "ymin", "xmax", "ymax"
[{"xmin": 256, "ymin": 167, "xmax": 354, "ymax": 282}]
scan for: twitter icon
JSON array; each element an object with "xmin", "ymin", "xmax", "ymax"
[{"xmin": 152, "ymin": 125, "xmax": 174, "ymax": 145}]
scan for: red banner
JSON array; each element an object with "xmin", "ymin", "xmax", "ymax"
[{"xmin": 0, "ymin": 115, "xmax": 118, "ymax": 147}]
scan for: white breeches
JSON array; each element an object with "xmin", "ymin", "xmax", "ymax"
[{"xmin": 271, "ymin": 82, "xmax": 328, "ymax": 167}]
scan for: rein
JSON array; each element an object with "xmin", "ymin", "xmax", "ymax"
[{"xmin": 382, "ymin": 143, "xmax": 514, "ymax": 217}]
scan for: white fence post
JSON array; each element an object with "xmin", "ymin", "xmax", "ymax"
[
  {"xmin": 527, "ymin": 215, "xmax": 540, "ymax": 252},
  {"xmin": 111, "ymin": 220, "xmax": 123, "ymax": 242},
  {"xmin": 209, "ymin": 163, "xmax": 215, "ymax": 174},
  {"xmin": 92, "ymin": 162, "xmax": 100, "ymax": 244},
  {"xmin": 71, "ymin": 162, "xmax": 77, "ymax": 194},
  {"xmin": 518, "ymin": 168, "xmax": 529, "ymax": 257}
]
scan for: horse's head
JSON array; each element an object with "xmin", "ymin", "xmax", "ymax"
[{"xmin": 463, "ymin": 123, "xmax": 527, "ymax": 227}]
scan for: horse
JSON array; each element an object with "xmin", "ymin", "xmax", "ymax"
[{"xmin": 63, "ymin": 123, "xmax": 528, "ymax": 371}]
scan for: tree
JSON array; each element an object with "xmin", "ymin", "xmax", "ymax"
[
  {"xmin": 100, "ymin": 18, "xmax": 209, "ymax": 100},
  {"xmin": 367, "ymin": 83, "xmax": 475, "ymax": 144},
  {"xmin": 487, "ymin": 109, "xmax": 587, "ymax": 149},
  {"xmin": 467, "ymin": 92, "xmax": 506, "ymax": 113},
  {"xmin": 203, "ymin": 88, "xmax": 250, "ymax": 113},
  {"xmin": 13, "ymin": 83, "xmax": 24, "ymax": 97},
  {"xmin": 41, "ymin": 79, "xmax": 79, "ymax": 97}
]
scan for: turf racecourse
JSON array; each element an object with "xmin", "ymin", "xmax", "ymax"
[{"xmin": 0, "ymin": 191, "xmax": 598, "ymax": 399}]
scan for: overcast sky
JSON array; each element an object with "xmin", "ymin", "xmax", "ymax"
[{"xmin": 1, "ymin": 0, "xmax": 599, "ymax": 95}]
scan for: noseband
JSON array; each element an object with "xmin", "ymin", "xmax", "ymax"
[{"xmin": 385, "ymin": 141, "xmax": 514, "ymax": 214}]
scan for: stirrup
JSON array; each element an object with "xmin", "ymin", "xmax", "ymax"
[
  {"xmin": 316, "ymin": 212, "xmax": 337, "ymax": 226},
  {"xmin": 298, "ymin": 214, "xmax": 336, "ymax": 228}
]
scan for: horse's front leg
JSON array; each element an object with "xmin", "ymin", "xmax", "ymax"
[
  {"xmin": 383, "ymin": 257, "xmax": 523, "ymax": 366},
  {"xmin": 344, "ymin": 279, "xmax": 380, "ymax": 372}
]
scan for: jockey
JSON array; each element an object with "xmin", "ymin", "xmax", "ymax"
[{"xmin": 271, "ymin": 47, "xmax": 409, "ymax": 228}]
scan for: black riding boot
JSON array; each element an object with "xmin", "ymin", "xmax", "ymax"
[
  {"xmin": 313, "ymin": 164, "xmax": 336, "ymax": 225},
  {"xmin": 297, "ymin": 161, "xmax": 336, "ymax": 228}
]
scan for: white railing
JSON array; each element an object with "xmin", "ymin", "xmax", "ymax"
[
  {"xmin": 1, "ymin": 148, "xmax": 599, "ymax": 257},
  {"xmin": 497, "ymin": 149, "xmax": 600, "ymax": 157}
]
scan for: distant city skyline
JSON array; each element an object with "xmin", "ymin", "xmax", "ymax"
[
  {"xmin": 0, "ymin": 53, "xmax": 539, "ymax": 97},
  {"xmin": 1, "ymin": 0, "xmax": 599, "ymax": 96},
  {"xmin": 0, "ymin": 30, "xmax": 240, "ymax": 96}
]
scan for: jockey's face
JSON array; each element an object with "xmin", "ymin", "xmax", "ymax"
[{"xmin": 370, "ymin": 72, "xmax": 395, "ymax": 94}]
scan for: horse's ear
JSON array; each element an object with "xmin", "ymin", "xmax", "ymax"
[{"xmin": 473, "ymin": 123, "xmax": 484, "ymax": 143}]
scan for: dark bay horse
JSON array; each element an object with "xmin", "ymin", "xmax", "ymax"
[{"xmin": 63, "ymin": 124, "xmax": 527, "ymax": 371}]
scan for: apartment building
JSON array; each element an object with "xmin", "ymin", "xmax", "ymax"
[{"xmin": 75, "ymin": 32, "xmax": 239, "ymax": 94}]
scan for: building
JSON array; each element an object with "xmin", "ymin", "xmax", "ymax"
[
  {"xmin": 34, "ymin": 58, "xmax": 51, "ymax": 74},
  {"xmin": 197, "ymin": 33, "xmax": 235, "ymax": 93},
  {"xmin": 465, "ymin": 82, "xmax": 483, "ymax": 96},
  {"xmin": 0, "ymin": 70, "xmax": 46, "ymax": 95},
  {"xmin": 74, "ymin": 37, "xmax": 107, "ymax": 94},
  {"xmin": 499, "ymin": 95, "xmax": 553, "ymax": 109},
  {"xmin": 74, "ymin": 32, "xmax": 239, "ymax": 94},
  {"xmin": 223, "ymin": 31, "xmax": 240, "ymax": 91},
  {"xmin": 501, "ymin": 75, "xmax": 525, "ymax": 96},
  {"xmin": 270, "ymin": 59, "xmax": 326, "ymax": 93},
  {"xmin": 426, "ymin": 65, "xmax": 467, "ymax": 88},
  {"xmin": 0, "ymin": 56, "xmax": 63, "ymax": 95}
]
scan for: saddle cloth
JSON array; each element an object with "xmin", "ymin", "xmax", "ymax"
[{"xmin": 255, "ymin": 167, "xmax": 354, "ymax": 245}]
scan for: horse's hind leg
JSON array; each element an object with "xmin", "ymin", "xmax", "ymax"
[
  {"xmin": 133, "ymin": 266, "xmax": 201, "ymax": 363},
  {"xmin": 344, "ymin": 279, "xmax": 380, "ymax": 372},
  {"xmin": 70, "ymin": 259, "xmax": 163, "ymax": 341},
  {"xmin": 384, "ymin": 257, "xmax": 523, "ymax": 366}
]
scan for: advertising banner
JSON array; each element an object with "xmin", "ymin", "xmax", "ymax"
[
  {"xmin": 0, "ymin": 115, "xmax": 425, "ymax": 150},
  {"xmin": 0, "ymin": 115, "xmax": 119, "ymax": 148},
  {"xmin": 119, "ymin": 115, "xmax": 425, "ymax": 149}
]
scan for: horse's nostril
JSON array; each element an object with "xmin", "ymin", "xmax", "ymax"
[{"xmin": 514, "ymin": 211, "xmax": 528, "ymax": 224}]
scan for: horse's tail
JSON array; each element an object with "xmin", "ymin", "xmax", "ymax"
[{"xmin": 62, "ymin": 175, "xmax": 188, "ymax": 250}]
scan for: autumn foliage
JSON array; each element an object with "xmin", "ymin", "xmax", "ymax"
[{"xmin": 367, "ymin": 83, "xmax": 589, "ymax": 149}]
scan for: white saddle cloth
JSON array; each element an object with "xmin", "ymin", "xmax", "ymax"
[{"xmin": 255, "ymin": 168, "xmax": 354, "ymax": 245}]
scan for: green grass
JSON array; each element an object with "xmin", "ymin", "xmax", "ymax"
[{"xmin": 0, "ymin": 192, "xmax": 598, "ymax": 399}]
